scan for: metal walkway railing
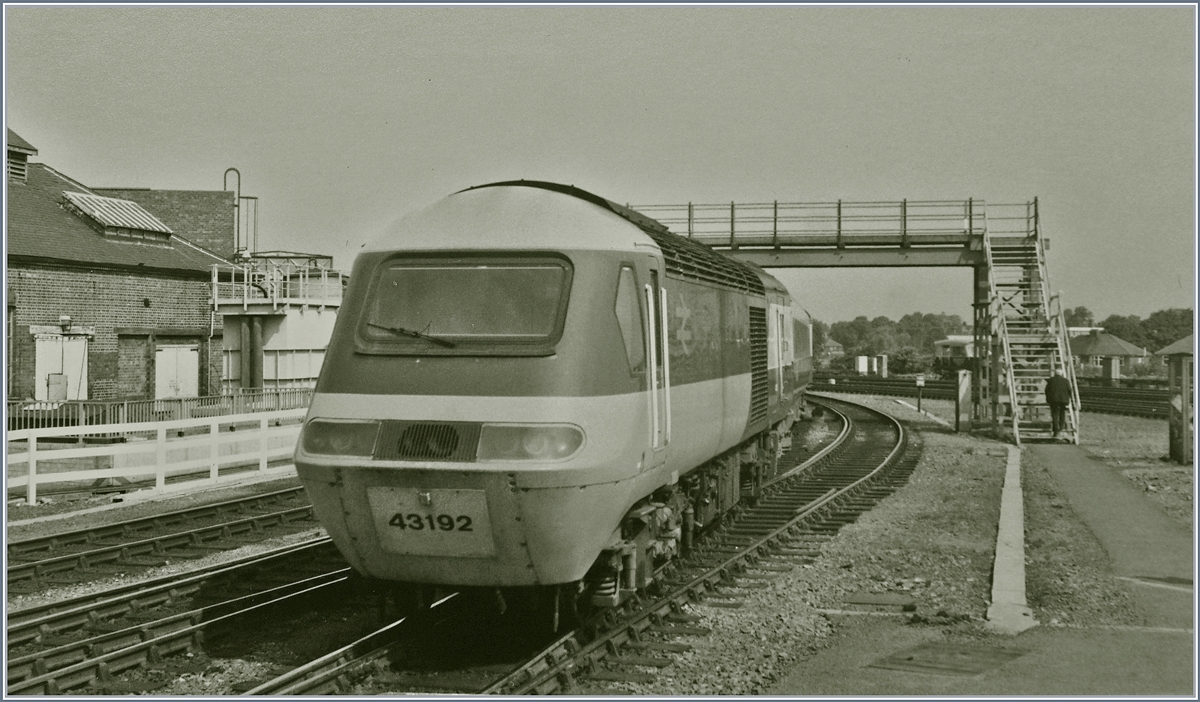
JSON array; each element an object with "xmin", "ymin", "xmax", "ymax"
[{"xmin": 632, "ymin": 199, "xmax": 1039, "ymax": 250}]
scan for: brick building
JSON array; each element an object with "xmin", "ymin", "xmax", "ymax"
[
  {"xmin": 6, "ymin": 129, "xmax": 235, "ymax": 402},
  {"xmin": 92, "ymin": 188, "xmax": 238, "ymax": 260}
]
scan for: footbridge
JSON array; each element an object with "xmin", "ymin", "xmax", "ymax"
[{"xmin": 634, "ymin": 198, "xmax": 1079, "ymax": 445}]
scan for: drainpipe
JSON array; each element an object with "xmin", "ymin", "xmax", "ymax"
[
  {"xmin": 240, "ymin": 317, "xmax": 251, "ymax": 390},
  {"xmin": 251, "ymin": 317, "xmax": 263, "ymax": 389}
]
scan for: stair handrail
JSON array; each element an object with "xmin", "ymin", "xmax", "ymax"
[
  {"xmin": 1032, "ymin": 211, "xmax": 1054, "ymax": 324},
  {"xmin": 1035, "ymin": 207, "xmax": 1081, "ymax": 443},
  {"xmin": 1049, "ymin": 293, "xmax": 1082, "ymax": 443},
  {"xmin": 982, "ymin": 210, "xmax": 1022, "ymax": 444}
]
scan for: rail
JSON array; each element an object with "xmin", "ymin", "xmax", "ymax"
[
  {"xmin": 6, "ymin": 408, "xmax": 305, "ymax": 505},
  {"xmin": 7, "ymin": 388, "xmax": 313, "ymax": 431},
  {"xmin": 630, "ymin": 199, "xmax": 1038, "ymax": 249}
]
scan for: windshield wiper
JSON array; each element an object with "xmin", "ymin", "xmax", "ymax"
[{"xmin": 367, "ymin": 322, "xmax": 457, "ymax": 348}]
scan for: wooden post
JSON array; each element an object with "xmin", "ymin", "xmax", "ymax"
[
  {"xmin": 260, "ymin": 417, "xmax": 269, "ymax": 471},
  {"xmin": 155, "ymin": 426, "xmax": 167, "ymax": 490},
  {"xmin": 210, "ymin": 421, "xmax": 221, "ymax": 481},
  {"xmin": 26, "ymin": 433, "xmax": 38, "ymax": 505}
]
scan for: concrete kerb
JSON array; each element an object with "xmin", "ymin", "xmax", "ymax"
[
  {"xmin": 887, "ymin": 396, "xmax": 1036, "ymax": 633},
  {"xmin": 892, "ymin": 399, "xmax": 953, "ymax": 428},
  {"xmin": 985, "ymin": 444, "xmax": 1039, "ymax": 634}
]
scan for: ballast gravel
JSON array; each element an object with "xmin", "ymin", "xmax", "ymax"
[
  {"xmin": 7, "ymin": 397, "xmax": 1163, "ymax": 695},
  {"xmin": 580, "ymin": 394, "xmax": 1010, "ymax": 695}
]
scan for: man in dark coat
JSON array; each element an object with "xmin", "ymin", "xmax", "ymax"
[{"xmin": 1045, "ymin": 370, "xmax": 1074, "ymax": 438}]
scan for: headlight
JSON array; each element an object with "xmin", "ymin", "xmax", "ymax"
[
  {"xmin": 301, "ymin": 419, "xmax": 380, "ymax": 456},
  {"xmin": 477, "ymin": 424, "xmax": 584, "ymax": 462}
]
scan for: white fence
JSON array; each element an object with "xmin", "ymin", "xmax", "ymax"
[
  {"xmin": 7, "ymin": 408, "xmax": 306, "ymax": 505},
  {"xmin": 7, "ymin": 388, "xmax": 313, "ymax": 431}
]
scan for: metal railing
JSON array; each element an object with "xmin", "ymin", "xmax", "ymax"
[
  {"xmin": 813, "ymin": 375, "xmax": 1168, "ymax": 419},
  {"xmin": 981, "ymin": 212, "xmax": 1021, "ymax": 442},
  {"xmin": 1049, "ymin": 294, "xmax": 1083, "ymax": 440},
  {"xmin": 7, "ymin": 388, "xmax": 313, "ymax": 431},
  {"xmin": 631, "ymin": 199, "xmax": 1039, "ymax": 249},
  {"xmin": 212, "ymin": 259, "xmax": 343, "ymax": 311}
]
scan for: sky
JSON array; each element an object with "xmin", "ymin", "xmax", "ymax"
[{"xmin": 5, "ymin": 5, "xmax": 1196, "ymax": 325}]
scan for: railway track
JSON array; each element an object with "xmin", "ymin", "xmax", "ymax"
[
  {"xmin": 6, "ymin": 395, "xmax": 916, "ymax": 695},
  {"xmin": 233, "ymin": 394, "xmax": 918, "ymax": 695},
  {"xmin": 8, "ymin": 487, "xmax": 315, "ymax": 591},
  {"xmin": 6, "ymin": 539, "xmax": 354, "ymax": 694}
]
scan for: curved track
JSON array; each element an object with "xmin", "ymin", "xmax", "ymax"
[
  {"xmin": 237, "ymin": 394, "xmax": 918, "ymax": 695},
  {"xmin": 6, "ymin": 395, "xmax": 919, "ymax": 695}
]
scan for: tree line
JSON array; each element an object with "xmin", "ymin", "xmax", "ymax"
[
  {"xmin": 811, "ymin": 307, "xmax": 1193, "ymax": 375},
  {"xmin": 813, "ymin": 313, "xmax": 969, "ymax": 375},
  {"xmin": 1061, "ymin": 307, "xmax": 1192, "ymax": 353}
]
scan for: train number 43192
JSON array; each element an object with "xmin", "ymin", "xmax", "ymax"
[{"xmin": 388, "ymin": 512, "xmax": 474, "ymax": 531}]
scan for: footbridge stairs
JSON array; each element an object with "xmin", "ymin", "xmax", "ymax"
[{"xmin": 634, "ymin": 198, "xmax": 1079, "ymax": 445}]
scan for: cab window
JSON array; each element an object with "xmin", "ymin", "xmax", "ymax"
[
  {"xmin": 615, "ymin": 266, "xmax": 646, "ymax": 373},
  {"xmin": 357, "ymin": 253, "xmax": 572, "ymax": 356}
]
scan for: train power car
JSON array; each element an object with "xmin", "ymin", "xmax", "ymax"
[{"xmin": 294, "ymin": 181, "xmax": 813, "ymax": 624}]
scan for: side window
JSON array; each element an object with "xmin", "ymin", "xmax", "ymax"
[{"xmin": 615, "ymin": 266, "xmax": 646, "ymax": 373}]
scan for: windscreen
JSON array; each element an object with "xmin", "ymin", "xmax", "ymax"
[{"xmin": 359, "ymin": 256, "xmax": 572, "ymax": 353}]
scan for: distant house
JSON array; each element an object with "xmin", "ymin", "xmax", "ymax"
[
  {"xmin": 821, "ymin": 338, "xmax": 845, "ymax": 358},
  {"xmin": 6, "ymin": 129, "xmax": 234, "ymax": 402},
  {"xmin": 1069, "ymin": 330, "xmax": 1151, "ymax": 378},
  {"xmin": 934, "ymin": 334, "xmax": 975, "ymax": 359},
  {"xmin": 1156, "ymin": 335, "xmax": 1194, "ymax": 358}
]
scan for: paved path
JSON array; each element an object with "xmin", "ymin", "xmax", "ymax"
[
  {"xmin": 769, "ymin": 443, "xmax": 1194, "ymax": 696},
  {"xmin": 1033, "ymin": 444, "xmax": 1193, "ymax": 629}
]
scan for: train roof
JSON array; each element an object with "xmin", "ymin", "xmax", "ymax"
[{"xmin": 365, "ymin": 180, "xmax": 769, "ymax": 296}]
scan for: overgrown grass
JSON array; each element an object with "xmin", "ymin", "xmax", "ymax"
[{"xmin": 1078, "ymin": 412, "xmax": 1172, "ymax": 466}]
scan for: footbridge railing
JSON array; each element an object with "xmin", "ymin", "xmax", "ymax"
[{"xmin": 632, "ymin": 199, "xmax": 1039, "ymax": 252}]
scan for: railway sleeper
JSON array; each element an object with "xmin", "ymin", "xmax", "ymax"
[
  {"xmin": 609, "ymin": 653, "xmax": 674, "ymax": 668},
  {"xmin": 772, "ymin": 547, "xmax": 821, "ymax": 557},
  {"xmin": 649, "ymin": 624, "xmax": 711, "ymax": 636},
  {"xmin": 586, "ymin": 669, "xmax": 657, "ymax": 684}
]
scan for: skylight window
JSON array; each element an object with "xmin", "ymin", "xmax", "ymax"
[{"xmin": 61, "ymin": 191, "xmax": 173, "ymax": 243}]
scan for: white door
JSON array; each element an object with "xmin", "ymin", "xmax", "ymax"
[
  {"xmin": 34, "ymin": 334, "xmax": 88, "ymax": 401},
  {"xmin": 156, "ymin": 344, "xmax": 200, "ymax": 399}
]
